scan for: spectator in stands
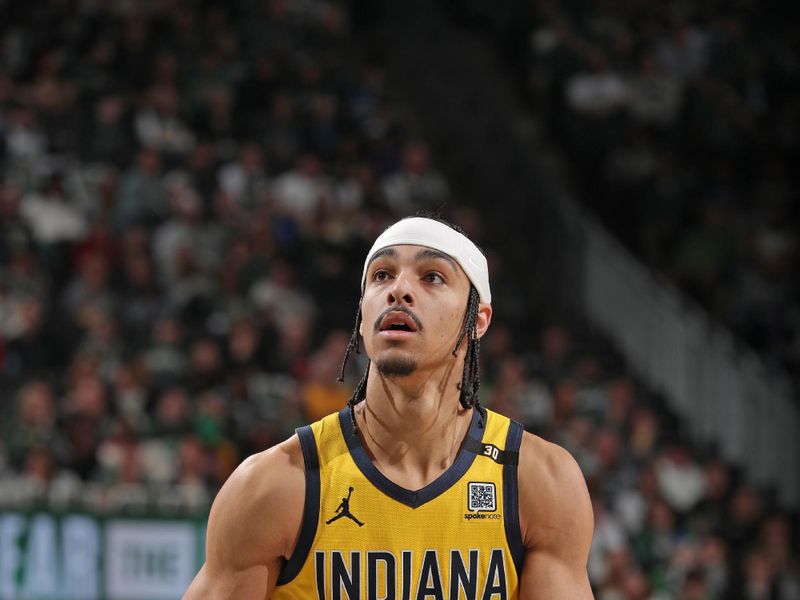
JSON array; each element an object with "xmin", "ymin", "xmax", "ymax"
[
  {"xmin": 4, "ymin": 381, "xmax": 63, "ymax": 469},
  {"xmin": 382, "ymin": 140, "xmax": 449, "ymax": 214},
  {"xmin": 20, "ymin": 174, "xmax": 87, "ymax": 247},
  {"xmin": 300, "ymin": 329, "xmax": 351, "ymax": 422}
]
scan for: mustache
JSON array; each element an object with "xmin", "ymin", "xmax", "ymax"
[{"xmin": 373, "ymin": 306, "xmax": 424, "ymax": 332}]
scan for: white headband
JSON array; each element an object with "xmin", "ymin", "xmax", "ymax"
[{"xmin": 361, "ymin": 217, "xmax": 491, "ymax": 303}]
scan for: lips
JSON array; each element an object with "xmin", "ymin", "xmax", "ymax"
[{"xmin": 378, "ymin": 311, "xmax": 418, "ymax": 333}]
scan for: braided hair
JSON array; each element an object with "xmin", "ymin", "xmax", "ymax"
[{"xmin": 337, "ymin": 224, "xmax": 487, "ymax": 431}]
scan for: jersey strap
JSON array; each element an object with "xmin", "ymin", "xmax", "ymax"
[
  {"xmin": 503, "ymin": 420, "xmax": 525, "ymax": 574},
  {"xmin": 276, "ymin": 425, "xmax": 320, "ymax": 585},
  {"xmin": 462, "ymin": 436, "xmax": 520, "ymax": 465}
]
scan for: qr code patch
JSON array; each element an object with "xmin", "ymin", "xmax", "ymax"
[{"xmin": 468, "ymin": 482, "xmax": 496, "ymax": 512}]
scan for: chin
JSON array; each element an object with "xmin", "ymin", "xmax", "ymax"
[{"xmin": 375, "ymin": 353, "xmax": 418, "ymax": 377}]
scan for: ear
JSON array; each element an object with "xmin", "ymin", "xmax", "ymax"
[{"xmin": 475, "ymin": 303, "xmax": 492, "ymax": 339}]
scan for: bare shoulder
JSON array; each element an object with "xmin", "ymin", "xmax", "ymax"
[
  {"xmin": 514, "ymin": 433, "xmax": 595, "ymax": 598},
  {"xmin": 517, "ymin": 431, "xmax": 593, "ymax": 553},
  {"xmin": 183, "ymin": 436, "xmax": 306, "ymax": 598},
  {"xmin": 205, "ymin": 434, "xmax": 306, "ymax": 569}
]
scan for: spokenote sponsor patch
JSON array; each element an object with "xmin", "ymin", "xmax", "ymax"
[{"xmin": 464, "ymin": 482, "xmax": 501, "ymax": 520}]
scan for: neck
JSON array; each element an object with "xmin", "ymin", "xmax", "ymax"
[{"xmin": 353, "ymin": 362, "xmax": 475, "ymax": 489}]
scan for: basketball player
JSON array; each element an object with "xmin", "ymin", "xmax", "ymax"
[{"xmin": 183, "ymin": 216, "xmax": 594, "ymax": 599}]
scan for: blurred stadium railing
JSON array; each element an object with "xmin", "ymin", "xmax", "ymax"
[
  {"xmin": 375, "ymin": 0, "xmax": 800, "ymax": 508},
  {"xmin": 579, "ymin": 208, "xmax": 799, "ymax": 508}
]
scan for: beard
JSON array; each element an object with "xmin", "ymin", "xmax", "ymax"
[{"xmin": 375, "ymin": 355, "xmax": 417, "ymax": 376}]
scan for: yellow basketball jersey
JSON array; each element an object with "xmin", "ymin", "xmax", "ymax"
[{"xmin": 272, "ymin": 406, "xmax": 525, "ymax": 600}]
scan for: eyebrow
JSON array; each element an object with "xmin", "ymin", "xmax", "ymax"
[
  {"xmin": 366, "ymin": 247, "xmax": 397, "ymax": 270},
  {"xmin": 366, "ymin": 247, "xmax": 459, "ymax": 272},
  {"xmin": 414, "ymin": 248, "xmax": 459, "ymax": 271}
]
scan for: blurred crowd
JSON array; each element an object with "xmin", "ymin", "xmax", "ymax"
[
  {"xmin": 0, "ymin": 0, "xmax": 454, "ymax": 510},
  {"xmin": 488, "ymin": 322, "xmax": 799, "ymax": 599},
  {"xmin": 0, "ymin": 0, "xmax": 797, "ymax": 598},
  {"xmin": 511, "ymin": 0, "xmax": 799, "ymax": 379}
]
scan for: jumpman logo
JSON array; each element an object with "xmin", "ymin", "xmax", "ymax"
[{"xmin": 326, "ymin": 486, "xmax": 364, "ymax": 527}]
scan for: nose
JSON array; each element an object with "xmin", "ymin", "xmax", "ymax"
[{"xmin": 386, "ymin": 272, "xmax": 415, "ymax": 306}]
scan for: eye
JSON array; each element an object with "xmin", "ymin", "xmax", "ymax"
[
  {"xmin": 373, "ymin": 269, "xmax": 391, "ymax": 282},
  {"xmin": 423, "ymin": 272, "xmax": 445, "ymax": 284}
]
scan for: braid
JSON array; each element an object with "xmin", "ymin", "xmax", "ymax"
[
  {"xmin": 452, "ymin": 306, "xmax": 471, "ymax": 355},
  {"xmin": 339, "ymin": 295, "xmax": 368, "ymax": 433},
  {"xmin": 338, "ymin": 300, "xmax": 363, "ymax": 383},
  {"xmin": 453, "ymin": 285, "xmax": 480, "ymax": 357},
  {"xmin": 347, "ymin": 361, "xmax": 369, "ymax": 432},
  {"xmin": 470, "ymin": 337, "xmax": 486, "ymax": 424},
  {"xmin": 453, "ymin": 286, "xmax": 486, "ymax": 423}
]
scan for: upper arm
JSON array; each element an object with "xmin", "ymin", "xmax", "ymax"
[
  {"xmin": 517, "ymin": 434, "xmax": 594, "ymax": 599},
  {"xmin": 183, "ymin": 436, "xmax": 305, "ymax": 600}
]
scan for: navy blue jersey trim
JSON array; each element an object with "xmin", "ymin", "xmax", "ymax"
[
  {"xmin": 276, "ymin": 425, "xmax": 320, "ymax": 585},
  {"xmin": 503, "ymin": 420, "xmax": 525, "ymax": 575},
  {"xmin": 339, "ymin": 406, "xmax": 482, "ymax": 509}
]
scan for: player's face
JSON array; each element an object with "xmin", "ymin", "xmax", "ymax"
[{"xmin": 360, "ymin": 244, "xmax": 488, "ymax": 376}]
